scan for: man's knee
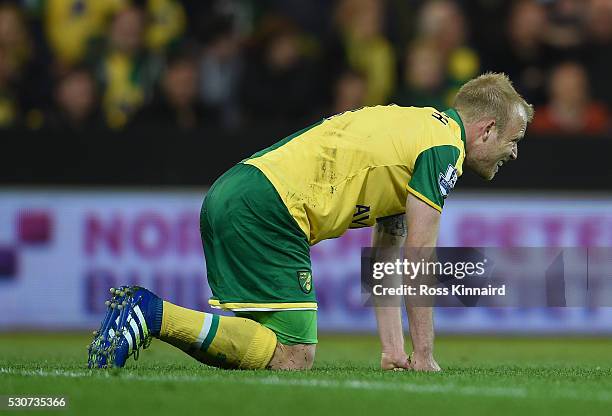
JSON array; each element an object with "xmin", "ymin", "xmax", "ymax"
[{"xmin": 267, "ymin": 343, "xmax": 316, "ymax": 370}]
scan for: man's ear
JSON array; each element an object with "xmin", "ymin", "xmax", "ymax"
[{"xmin": 482, "ymin": 119, "xmax": 496, "ymax": 142}]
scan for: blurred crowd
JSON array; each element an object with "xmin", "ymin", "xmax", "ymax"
[{"xmin": 0, "ymin": 0, "xmax": 611, "ymax": 135}]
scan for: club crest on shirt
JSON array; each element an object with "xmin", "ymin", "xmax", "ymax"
[
  {"xmin": 297, "ymin": 271, "xmax": 313, "ymax": 294},
  {"xmin": 439, "ymin": 164, "xmax": 458, "ymax": 198}
]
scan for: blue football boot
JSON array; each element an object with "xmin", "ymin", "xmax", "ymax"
[{"xmin": 88, "ymin": 286, "xmax": 163, "ymax": 369}]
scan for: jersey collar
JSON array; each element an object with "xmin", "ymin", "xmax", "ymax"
[{"xmin": 443, "ymin": 108, "xmax": 466, "ymax": 145}]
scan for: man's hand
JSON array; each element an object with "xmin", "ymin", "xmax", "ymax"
[
  {"xmin": 381, "ymin": 351, "xmax": 442, "ymax": 371},
  {"xmin": 409, "ymin": 352, "xmax": 442, "ymax": 372},
  {"xmin": 381, "ymin": 351, "xmax": 411, "ymax": 371}
]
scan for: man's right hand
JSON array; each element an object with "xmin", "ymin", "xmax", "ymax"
[{"xmin": 381, "ymin": 351, "xmax": 411, "ymax": 371}]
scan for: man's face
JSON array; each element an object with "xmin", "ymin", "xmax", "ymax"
[{"xmin": 467, "ymin": 113, "xmax": 526, "ymax": 180}]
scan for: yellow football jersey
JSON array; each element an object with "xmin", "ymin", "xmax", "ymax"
[{"xmin": 243, "ymin": 105, "xmax": 466, "ymax": 245}]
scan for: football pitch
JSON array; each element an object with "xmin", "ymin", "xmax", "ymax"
[{"xmin": 1, "ymin": 333, "xmax": 611, "ymax": 415}]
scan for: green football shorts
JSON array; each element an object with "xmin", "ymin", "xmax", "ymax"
[{"xmin": 200, "ymin": 162, "xmax": 317, "ymax": 344}]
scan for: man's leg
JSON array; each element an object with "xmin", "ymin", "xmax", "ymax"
[
  {"xmin": 188, "ymin": 163, "xmax": 317, "ymax": 369},
  {"xmin": 158, "ymin": 302, "xmax": 317, "ymax": 370},
  {"xmin": 158, "ymin": 301, "xmax": 275, "ymax": 369},
  {"xmin": 88, "ymin": 286, "xmax": 315, "ymax": 370},
  {"xmin": 89, "ymin": 163, "xmax": 318, "ymax": 369},
  {"xmin": 268, "ymin": 343, "xmax": 316, "ymax": 370},
  {"xmin": 236, "ymin": 310, "xmax": 317, "ymax": 370}
]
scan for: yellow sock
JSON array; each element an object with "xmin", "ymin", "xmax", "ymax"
[{"xmin": 159, "ymin": 301, "xmax": 277, "ymax": 369}]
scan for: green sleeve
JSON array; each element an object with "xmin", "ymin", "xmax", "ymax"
[{"xmin": 407, "ymin": 145, "xmax": 460, "ymax": 212}]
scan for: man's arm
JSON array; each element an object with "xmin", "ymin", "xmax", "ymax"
[
  {"xmin": 372, "ymin": 195, "xmax": 442, "ymax": 371},
  {"xmin": 404, "ymin": 192, "xmax": 441, "ymax": 371},
  {"xmin": 371, "ymin": 214, "xmax": 410, "ymax": 370}
]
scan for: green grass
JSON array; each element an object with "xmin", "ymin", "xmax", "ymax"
[{"xmin": 1, "ymin": 333, "xmax": 611, "ymax": 415}]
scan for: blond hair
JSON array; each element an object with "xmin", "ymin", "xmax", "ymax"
[{"xmin": 453, "ymin": 72, "xmax": 534, "ymax": 133}]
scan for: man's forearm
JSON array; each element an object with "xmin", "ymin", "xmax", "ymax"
[
  {"xmin": 405, "ymin": 303, "xmax": 439, "ymax": 371},
  {"xmin": 371, "ymin": 215, "xmax": 408, "ymax": 368},
  {"xmin": 375, "ymin": 305, "xmax": 410, "ymax": 370},
  {"xmin": 406, "ymin": 306, "xmax": 434, "ymax": 356},
  {"xmin": 375, "ymin": 306, "xmax": 404, "ymax": 354},
  {"xmin": 372, "ymin": 245, "xmax": 405, "ymax": 354},
  {"xmin": 403, "ymin": 245, "xmax": 436, "ymax": 357},
  {"xmin": 402, "ymin": 194, "xmax": 442, "ymax": 371}
]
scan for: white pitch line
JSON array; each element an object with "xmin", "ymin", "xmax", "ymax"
[{"xmin": 1, "ymin": 367, "xmax": 611, "ymax": 402}]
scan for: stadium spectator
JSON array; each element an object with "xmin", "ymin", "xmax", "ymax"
[
  {"xmin": 392, "ymin": 40, "xmax": 446, "ymax": 110},
  {"xmin": 331, "ymin": 70, "xmax": 367, "ymax": 115},
  {"xmin": 0, "ymin": 4, "xmax": 36, "ymax": 128},
  {"xmin": 493, "ymin": 0, "xmax": 552, "ymax": 106},
  {"xmin": 132, "ymin": 52, "xmax": 211, "ymax": 130},
  {"xmin": 93, "ymin": 5, "xmax": 161, "ymax": 130},
  {"xmin": 531, "ymin": 62, "xmax": 610, "ymax": 136},
  {"xmin": 545, "ymin": 0, "xmax": 585, "ymax": 51},
  {"xmin": 460, "ymin": 0, "xmax": 512, "ymax": 58},
  {"xmin": 0, "ymin": 4, "xmax": 32, "ymax": 76},
  {"xmin": 1, "ymin": 0, "xmax": 611, "ymax": 141},
  {"xmin": 0, "ymin": 48, "xmax": 19, "ymax": 128},
  {"xmin": 44, "ymin": 0, "xmax": 125, "ymax": 67},
  {"xmin": 145, "ymin": 0, "xmax": 186, "ymax": 53},
  {"xmin": 240, "ymin": 16, "xmax": 322, "ymax": 125},
  {"xmin": 47, "ymin": 68, "xmax": 101, "ymax": 131},
  {"xmin": 198, "ymin": 15, "xmax": 243, "ymax": 128},
  {"xmin": 0, "ymin": 2, "xmax": 53, "ymax": 126},
  {"xmin": 334, "ymin": 0, "xmax": 396, "ymax": 105},
  {"xmin": 583, "ymin": 0, "xmax": 612, "ymax": 107},
  {"xmin": 417, "ymin": 0, "xmax": 480, "ymax": 107},
  {"xmin": 414, "ymin": 0, "xmax": 479, "ymax": 107},
  {"xmin": 259, "ymin": 0, "xmax": 334, "ymax": 36}
]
